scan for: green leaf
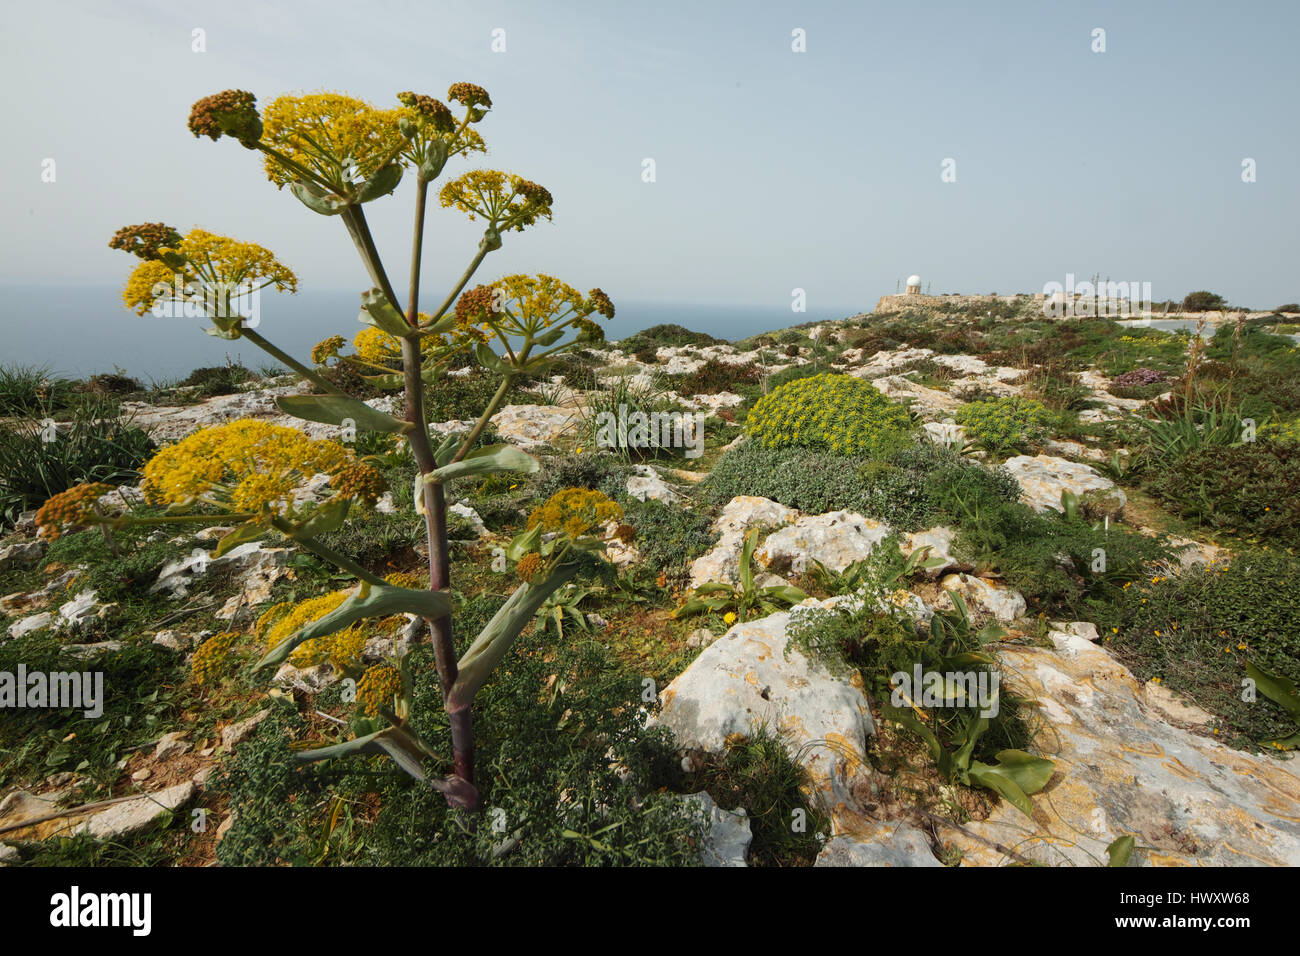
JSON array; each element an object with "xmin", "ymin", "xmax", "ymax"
[
  {"xmin": 1245, "ymin": 660, "xmax": 1300, "ymax": 719},
  {"xmin": 505, "ymin": 524, "xmax": 543, "ymax": 561},
  {"xmin": 212, "ymin": 522, "xmax": 264, "ymax": 558},
  {"xmin": 359, "ymin": 287, "xmax": 411, "ymax": 337},
  {"xmin": 449, "ymin": 564, "xmax": 582, "ymax": 708},
  {"xmin": 356, "ymin": 163, "xmax": 403, "ymax": 203},
  {"xmin": 255, "ymin": 582, "xmax": 453, "ymax": 671},
  {"xmin": 1106, "ymin": 835, "xmax": 1136, "ymax": 867},
  {"xmin": 275, "ymin": 394, "xmax": 411, "ymax": 434},
  {"xmin": 428, "ymin": 444, "xmax": 538, "ymax": 483},
  {"xmin": 968, "ymin": 761, "xmax": 1036, "ymax": 818},
  {"xmin": 759, "ymin": 584, "xmax": 808, "ymax": 606},
  {"xmin": 294, "ymin": 498, "xmax": 351, "ymax": 538},
  {"xmin": 361, "ymin": 372, "xmax": 406, "ymax": 389},
  {"xmin": 432, "ymin": 430, "xmax": 466, "ymax": 467},
  {"xmin": 886, "ymin": 706, "xmax": 944, "ymax": 767},
  {"xmin": 475, "ymin": 342, "xmax": 508, "ymax": 374},
  {"xmin": 290, "ymin": 180, "xmax": 348, "ymax": 216}
]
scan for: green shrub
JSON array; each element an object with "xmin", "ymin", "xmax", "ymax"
[
  {"xmin": 704, "ymin": 441, "xmax": 1016, "ymax": 531},
  {"xmin": 423, "ymin": 370, "xmax": 528, "ymax": 423},
  {"xmin": 1109, "ymin": 550, "xmax": 1300, "ymax": 749},
  {"xmin": 763, "ymin": 363, "xmax": 822, "ymax": 390},
  {"xmin": 950, "ymin": 499, "xmax": 1170, "ymax": 621},
  {"xmin": 532, "ymin": 452, "xmax": 636, "ymax": 502},
  {"xmin": 674, "ymin": 358, "xmax": 762, "ymax": 395},
  {"xmin": 0, "ymin": 400, "xmax": 155, "ymax": 528},
  {"xmin": 219, "ymin": 641, "xmax": 707, "ymax": 866},
  {"xmin": 623, "ymin": 498, "xmax": 713, "ymax": 573},
  {"xmin": 0, "ymin": 364, "xmax": 76, "ymax": 415},
  {"xmin": 618, "ymin": 323, "xmax": 720, "ymax": 353},
  {"xmin": 182, "ymin": 360, "xmax": 257, "ymax": 397},
  {"xmin": 1142, "ymin": 441, "xmax": 1300, "ymax": 547},
  {"xmin": 745, "ymin": 372, "xmax": 913, "ymax": 456},
  {"xmin": 1183, "ymin": 290, "xmax": 1226, "ymax": 312},
  {"xmin": 954, "ymin": 396, "xmax": 1053, "ymax": 454}
]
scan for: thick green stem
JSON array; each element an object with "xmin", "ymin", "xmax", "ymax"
[
  {"xmin": 239, "ymin": 327, "xmax": 349, "ymax": 397},
  {"xmin": 451, "ymin": 373, "xmax": 514, "ymax": 464},
  {"xmin": 341, "ymin": 206, "xmax": 405, "ymax": 319},
  {"xmin": 422, "ymin": 238, "xmax": 492, "ymax": 325}
]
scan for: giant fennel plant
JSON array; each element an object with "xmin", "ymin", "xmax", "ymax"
[{"xmin": 40, "ymin": 84, "xmax": 615, "ymax": 811}]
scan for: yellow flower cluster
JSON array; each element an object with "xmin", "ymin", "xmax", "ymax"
[
  {"xmin": 121, "ymin": 228, "xmax": 297, "ymax": 316},
  {"xmin": 140, "ymin": 419, "xmax": 378, "ymax": 521},
  {"xmin": 516, "ymin": 552, "xmax": 544, "ymax": 582},
  {"xmin": 527, "ymin": 487, "xmax": 621, "ymax": 539},
  {"xmin": 261, "ymin": 92, "xmax": 406, "ymax": 191},
  {"xmin": 746, "ymin": 373, "xmax": 913, "ymax": 456},
  {"xmin": 356, "ymin": 663, "xmax": 403, "ymax": 717},
  {"xmin": 191, "ymin": 631, "xmax": 240, "ymax": 687},
  {"xmin": 438, "ymin": 170, "xmax": 553, "ymax": 232},
  {"xmin": 259, "ymin": 591, "xmax": 367, "ymax": 669},
  {"xmin": 454, "ymin": 275, "xmax": 613, "ymax": 344},
  {"xmin": 35, "ymin": 482, "xmax": 113, "ymax": 540}
]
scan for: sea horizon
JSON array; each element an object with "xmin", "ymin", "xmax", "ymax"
[{"xmin": 0, "ymin": 282, "xmax": 865, "ymax": 381}]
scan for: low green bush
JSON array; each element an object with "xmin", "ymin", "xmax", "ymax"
[
  {"xmin": 746, "ymin": 372, "xmax": 913, "ymax": 457},
  {"xmin": 704, "ymin": 441, "xmax": 1018, "ymax": 531},
  {"xmin": 674, "ymin": 358, "xmax": 762, "ymax": 395},
  {"xmin": 0, "ymin": 399, "xmax": 155, "ymax": 528},
  {"xmin": 623, "ymin": 498, "xmax": 713, "ymax": 573},
  {"xmin": 954, "ymin": 396, "xmax": 1053, "ymax": 454},
  {"xmin": 1142, "ymin": 441, "xmax": 1300, "ymax": 547},
  {"xmin": 1109, "ymin": 549, "xmax": 1300, "ymax": 749},
  {"xmin": 218, "ymin": 640, "xmax": 708, "ymax": 866}
]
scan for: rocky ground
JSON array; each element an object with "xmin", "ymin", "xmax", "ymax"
[{"xmin": 2, "ymin": 302, "xmax": 1298, "ymax": 866}]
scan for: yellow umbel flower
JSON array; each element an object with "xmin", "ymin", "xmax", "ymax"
[
  {"xmin": 35, "ymin": 483, "xmax": 113, "ymax": 540},
  {"xmin": 356, "ymin": 663, "xmax": 403, "ymax": 717},
  {"xmin": 140, "ymin": 418, "xmax": 379, "ymax": 521},
  {"xmin": 192, "ymin": 631, "xmax": 241, "ymax": 687},
  {"xmin": 261, "ymin": 92, "xmax": 406, "ymax": 191},
  {"xmin": 262, "ymin": 590, "xmax": 369, "ymax": 669},
  {"xmin": 438, "ymin": 170, "xmax": 553, "ymax": 232},
  {"xmin": 516, "ymin": 552, "xmax": 544, "ymax": 583},
  {"xmin": 453, "ymin": 275, "xmax": 613, "ymax": 345},
  {"xmin": 527, "ymin": 488, "xmax": 621, "ymax": 538},
  {"xmin": 120, "ymin": 228, "xmax": 297, "ymax": 317}
]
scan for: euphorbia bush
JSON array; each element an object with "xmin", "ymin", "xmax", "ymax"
[{"xmin": 41, "ymin": 83, "xmax": 616, "ymax": 811}]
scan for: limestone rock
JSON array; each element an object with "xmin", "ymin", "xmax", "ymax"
[
  {"xmin": 936, "ymin": 574, "xmax": 1026, "ymax": 624},
  {"xmin": 756, "ymin": 511, "xmax": 891, "ymax": 575},
  {"xmin": 152, "ymin": 731, "xmax": 191, "ymax": 761},
  {"xmin": 815, "ymin": 823, "xmax": 943, "ymax": 867},
  {"xmin": 902, "ymin": 527, "xmax": 957, "ymax": 577},
  {"xmin": 1003, "ymin": 455, "xmax": 1126, "ymax": 514},
  {"xmin": 626, "ymin": 465, "xmax": 681, "ymax": 503},
  {"xmin": 77, "ymin": 782, "xmax": 196, "ymax": 840},
  {"xmin": 689, "ymin": 496, "xmax": 798, "ymax": 587},
  {"xmin": 653, "ymin": 604, "xmax": 875, "ymax": 813},
  {"xmin": 0, "ymin": 539, "xmax": 46, "ymax": 572},
  {"xmin": 682, "ymin": 791, "xmax": 752, "ymax": 867},
  {"xmin": 944, "ymin": 639, "xmax": 1300, "ymax": 866},
  {"xmin": 57, "ymin": 589, "xmax": 101, "ymax": 628},
  {"xmin": 489, "ymin": 404, "xmax": 575, "ymax": 449},
  {"xmin": 7, "ymin": 611, "xmax": 53, "ymax": 639}
]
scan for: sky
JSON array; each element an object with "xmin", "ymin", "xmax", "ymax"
[{"xmin": 1, "ymin": 0, "xmax": 1297, "ymax": 321}]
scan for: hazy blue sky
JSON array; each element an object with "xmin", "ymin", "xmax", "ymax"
[{"xmin": 2, "ymin": 0, "xmax": 1297, "ymax": 318}]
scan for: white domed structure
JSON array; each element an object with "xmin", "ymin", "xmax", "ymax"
[{"xmin": 906, "ymin": 275, "xmax": 922, "ymax": 294}]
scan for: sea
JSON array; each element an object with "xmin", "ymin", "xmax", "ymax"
[{"xmin": 0, "ymin": 284, "xmax": 862, "ymax": 382}]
